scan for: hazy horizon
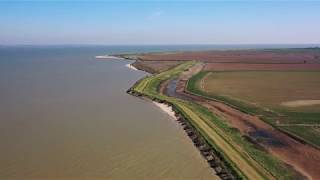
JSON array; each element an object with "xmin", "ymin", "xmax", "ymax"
[{"xmin": 1, "ymin": 1, "xmax": 320, "ymax": 45}]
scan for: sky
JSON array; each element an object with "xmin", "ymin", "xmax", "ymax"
[{"xmin": 0, "ymin": 1, "xmax": 320, "ymax": 45}]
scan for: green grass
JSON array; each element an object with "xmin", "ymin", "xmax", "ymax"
[
  {"xmin": 281, "ymin": 126, "xmax": 320, "ymax": 147},
  {"xmin": 187, "ymin": 102, "xmax": 293, "ymax": 180},
  {"xmin": 279, "ymin": 111, "xmax": 320, "ymax": 124},
  {"xmin": 132, "ymin": 62, "xmax": 294, "ymax": 179}
]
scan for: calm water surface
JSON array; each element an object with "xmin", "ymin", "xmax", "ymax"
[{"xmin": 0, "ymin": 46, "xmax": 216, "ymax": 179}]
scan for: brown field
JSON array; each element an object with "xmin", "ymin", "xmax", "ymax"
[
  {"xmin": 132, "ymin": 60, "xmax": 183, "ymax": 73},
  {"xmin": 136, "ymin": 48, "xmax": 320, "ymax": 64},
  {"xmin": 202, "ymin": 71, "xmax": 320, "ymax": 112},
  {"xmin": 204, "ymin": 63, "xmax": 320, "ymax": 71}
]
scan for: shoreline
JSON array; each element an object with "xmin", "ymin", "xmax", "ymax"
[
  {"xmin": 125, "ymin": 62, "xmax": 238, "ymax": 179},
  {"xmin": 153, "ymin": 101, "xmax": 177, "ymax": 120},
  {"xmin": 95, "ymin": 55, "xmax": 124, "ymax": 59},
  {"xmin": 126, "ymin": 88, "xmax": 236, "ymax": 179},
  {"xmin": 125, "ymin": 63, "xmax": 138, "ymax": 71},
  {"xmin": 120, "ymin": 49, "xmax": 320, "ymax": 179}
]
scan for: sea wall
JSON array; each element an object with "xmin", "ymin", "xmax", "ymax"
[{"xmin": 126, "ymin": 87, "xmax": 237, "ymax": 180}]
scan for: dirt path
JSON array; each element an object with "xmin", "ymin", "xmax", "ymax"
[{"xmin": 168, "ymin": 63, "xmax": 320, "ymax": 180}]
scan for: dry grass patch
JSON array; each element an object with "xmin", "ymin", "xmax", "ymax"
[{"xmin": 203, "ymin": 71, "xmax": 320, "ymax": 112}]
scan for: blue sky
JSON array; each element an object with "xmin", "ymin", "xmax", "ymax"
[{"xmin": 1, "ymin": 1, "xmax": 320, "ymax": 45}]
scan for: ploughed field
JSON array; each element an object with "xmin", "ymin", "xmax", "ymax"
[
  {"xmin": 131, "ymin": 60, "xmax": 183, "ymax": 73},
  {"xmin": 121, "ymin": 48, "xmax": 320, "ymax": 73},
  {"xmin": 133, "ymin": 48, "xmax": 320, "ymax": 64}
]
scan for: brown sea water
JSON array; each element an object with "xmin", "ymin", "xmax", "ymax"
[{"xmin": 0, "ymin": 46, "xmax": 216, "ymax": 179}]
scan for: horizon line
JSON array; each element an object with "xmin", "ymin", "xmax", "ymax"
[{"xmin": 1, "ymin": 43, "xmax": 320, "ymax": 46}]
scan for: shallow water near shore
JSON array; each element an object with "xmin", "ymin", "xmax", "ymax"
[{"xmin": 0, "ymin": 46, "xmax": 216, "ymax": 179}]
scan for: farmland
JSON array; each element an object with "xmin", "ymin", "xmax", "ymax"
[
  {"xmin": 131, "ymin": 60, "xmax": 183, "ymax": 74},
  {"xmin": 128, "ymin": 62, "xmax": 298, "ymax": 179},
  {"xmin": 191, "ymin": 71, "xmax": 320, "ymax": 147},
  {"xmin": 202, "ymin": 71, "xmax": 320, "ymax": 111},
  {"xmin": 119, "ymin": 48, "xmax": 320, "ymax": 73},
  {"xmin": 133, "ymin": 48, "xmax": 320, "ymax": 64},
  {"xmin": 126, "ymin": 48, "xmax": 320, "ymax": 179}
]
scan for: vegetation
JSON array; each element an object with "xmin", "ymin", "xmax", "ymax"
[
  {"xmin": 187, "ymin": 71, "xmax": 320, "ymax": 148},
  {"xmin": 132, "ymin": 60, "xmax": 183, "ymax": 74},
  {"xmin": 131, "ymin": 62, "xmax": 295, "ymax": 179}
]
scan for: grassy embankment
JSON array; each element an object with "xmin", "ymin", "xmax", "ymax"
[
  {"xmin": 130, "ymin": 61, "xmax": 294, "ymax": 179},
  {"xmin": 187, "ymin": 71, "xmax": 320, "ymax": 148}
]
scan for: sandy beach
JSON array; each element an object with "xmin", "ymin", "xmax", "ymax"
[{"xmin": 125, "ymin": 63, "xmax": 138, "ymax": 71}]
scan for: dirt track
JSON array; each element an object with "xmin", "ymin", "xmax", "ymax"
[{"xmin": 165, "ymin": 64, "xmax": 320, "ymax": 180}]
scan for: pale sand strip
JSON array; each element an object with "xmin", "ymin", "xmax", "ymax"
[
  {"xmin": 125, "ymin": 64, "xmax": 138, "ymax": 71},
  {"xmin": 153, "ymin": 102, "xmax": 177, "ymax": 120},
  {"xmin": 281, "ymin": 100, "xmax": 320, "ymax": 107},
  {"xmin": 95, "ymin": 55, "xmax": 123, "ymax": 59}
]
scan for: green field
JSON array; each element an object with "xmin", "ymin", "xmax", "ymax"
[
  {"xmin": 187, "ymin": 71, "xmax": 320, "ymax": 147},
  {"xmin": 131, "ymin": 62, "xmax": 295, "ymax": 179}
]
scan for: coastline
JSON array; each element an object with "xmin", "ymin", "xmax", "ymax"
[
  {"xmin": 125, "ymin": 63, "xmax": 138, "ymax": 71},
  {"xmin": 95, "ymin": 55, "xmax": 124, "ymax": 59},
  {"xmin": 100, "ymin": 48, "xmax": 320, "ymax": 179},
  {"xmin": 126, "ymin": 56, "xmax": 320, "ymax": 179},
  {"xmin": 153, "ymin": 102, "xmax": 177, "ymax": 120},
  {"xmin": 125, "ymin": 62, "xmax": 239, "ymax": 179},
  {"xmin": 126, "ymin": 87, "xmax": 236, "ymax": 179}
]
